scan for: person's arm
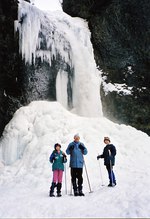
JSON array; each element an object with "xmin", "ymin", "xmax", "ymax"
[
  {"xmin": 79, "ymin": 143, "xmax": 88, "ymax": 155},
  {"xmin": 97, "ymin": 149, "xmax": 105, "ymax": 160},
  {"xmin": 110, "ymin": 145, "xmax": 116, "ymax": 157},
  {"xmin": 49, "ymin": 152, "xmax": 55, "ymax": 163},
  {"xmin": 66, "ymin": 143, "xmax": 74, "ymax": 155}
]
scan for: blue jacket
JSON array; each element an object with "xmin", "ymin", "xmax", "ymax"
[
  {"xmin": 49, "ymin": 150, "xmax": 67, "ymax": 171},
  {"xmin": 66, "ymin": 141, "xmax": 88, "ymax": 168}
]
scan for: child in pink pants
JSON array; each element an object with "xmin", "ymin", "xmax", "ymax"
[{"xmin": 49, "ymin": 143, "xmax": 67, "ymax": 197}]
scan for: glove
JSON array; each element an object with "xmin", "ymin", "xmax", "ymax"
[
  {"xmin": 79, "ymin": 144, "xmax": 84, "ymax": 151},
  {"xmin": 62, "ymin": 152, "xmax": 67, "ymax": 158},
  {"xmin": 69, "ymin": 145, "xmax": 74, "ymax": 151},
  {"xmin": 62, "ymin": 152, "xmax": 67, "ymax": 162},
  {"xmin": 97, "ymin": 155, "xmax": 101, "ymax": 160}
]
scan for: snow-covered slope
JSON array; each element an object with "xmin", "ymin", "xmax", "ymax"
[{"xmin": 0, "ymin": 101, "xmax": 150, "ymax": 218}]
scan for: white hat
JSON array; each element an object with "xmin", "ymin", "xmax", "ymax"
[{"xmin": 74, "ymin": 133, "xmax": 80, "ymax": 138}]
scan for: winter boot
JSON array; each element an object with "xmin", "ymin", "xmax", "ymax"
[
  {"xmin": 108, "ymin": 183, "xmax": 116, "ymax": 187},
  {"xmin": 57, "ymin": 183, "xmax": 62, "ymax": 197},
  {"xmin": 49, "ymin": 182, "xmax": 56, "ymax": 197},
  {"xmin": 78, "ymin": 185, "xmax": 84, "ymax": 196},
  {"xmin": 72, "ymin": 181, "xmax": 78, "ymax": 196},
  {"xmin": 74, "ymin": 190, "xmax": 79, "ymax": 196},
  {"xmin": 78, "ymin": 190, "xmax": 85, "ymax": 196}
]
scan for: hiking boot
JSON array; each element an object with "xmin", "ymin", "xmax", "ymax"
[
  {"xmin": 74, "ymin": 190, "xmax": 79, "ymax": 196},
  {"xmin": 57, "ymin": 183, "xmax": 62, "ymax": 197},
  {"xmin": 108, "ymin": 183, "xmax": 116, "ymax": 187},
  {"xmin": 57, "ymin": 192, "xmax": 62, "ymax": 197},
  {"xmin": 49, "ymin": 182, "xmax": 56, "ymax": 197},
  {"xmin": 79, "ymin": 190, "xmax": 85, "ymax": 196},
  {"xmin": 49, "ymin": 191, "xmax": 55, "ymax": 197}
]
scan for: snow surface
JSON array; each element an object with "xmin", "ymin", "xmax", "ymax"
[
  {"xmin": 31, "ymin": 0, "xmax": 62, "ymax": 11},
  {"xmin": 102, "ymin": 81, "xmax": 132, "ymax": 95},
  {"xmin": 0, "ymin": 101, "xmax": 150, "ymax": 218}
]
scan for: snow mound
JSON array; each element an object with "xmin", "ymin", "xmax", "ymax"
[{"xmin": 0, "ymin": 101, "xmax": 150, "ymax": 218}]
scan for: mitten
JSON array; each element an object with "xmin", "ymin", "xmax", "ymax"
[
  {"xmin": 79, "ymin": 144, "xmax": 84, "ymax": 151},
  {"xmin": 97, "ymin": 155, "xmax": 102, "ymax": 160},
  {"xmin": 69, "ymin": 145, "xmax": 74, "ymax": 151}
]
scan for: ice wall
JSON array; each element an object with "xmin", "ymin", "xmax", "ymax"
[{"xmin": 18, "ymin": 0, "xmax": 102, "ymax": 116}]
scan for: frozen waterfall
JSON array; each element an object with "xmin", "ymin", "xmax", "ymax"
[{"xmin": 17, "ymin": 0, "xmax": 102, "ymax": 117}]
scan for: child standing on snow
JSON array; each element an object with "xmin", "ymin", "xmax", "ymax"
[
  {"xmin": 49, "ymin": 143, "xmax": 67, "ymax": 197},
  {"xmin": 97, "ymin": 137, "xmax": 117, "ymax": 187}
]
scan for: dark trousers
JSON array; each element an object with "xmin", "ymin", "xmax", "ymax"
[
  {"xmin": 71, "ymin": 168, "xmax": 83, "ymax": 192},
  {"xmin": 106, "ymin": 165, "xmax": 116, "ymax": 184}
]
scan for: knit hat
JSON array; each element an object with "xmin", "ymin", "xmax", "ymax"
[
  {"xmin": 74, "ymin": 133, "xmax": 80, "ymax": 138},
  {"xmin": 54, "ymin": 143, "xmax": 61, "ymax": 150},
  {"xmin": 104, "ymin": 137, "xmax": 110, "ymax": 142}
]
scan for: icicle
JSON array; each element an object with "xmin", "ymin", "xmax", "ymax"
[
  {"xmin": 18, "ymin": 0, "xmax": 102, "ymax": 117},
  {"xmin": 14, "ymin": 20, "xmax": 19, "ymax": 35},
  {"xmin": 4, "ymin": 90, "xmax": 7, "ymax": 97},
  {"xmin": 56, "ymin": 70, "xmax": 68, "ymax": 109}
]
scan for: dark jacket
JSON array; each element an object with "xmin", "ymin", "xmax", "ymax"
[
  {"xmin": 100, "ymin": 144, "xmax": 116, "ymax": 166},
  {"xmin": 49, "ymin": 150, "xmax": 67, "ymax": 171},
  {"xmin": 66, "ymin": 141, "xmax": 88, "ymax": 168}
]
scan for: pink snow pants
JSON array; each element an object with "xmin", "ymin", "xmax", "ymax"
[{"xmin": 53, "ymin": 170, "xmax": 63, "ymax": 183}]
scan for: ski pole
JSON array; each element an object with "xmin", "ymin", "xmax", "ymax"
[
  {"xmin": 97, "ymin": 154, "xmax": 104, "ymax": 186},
  {"xmin": 84, "ymin": 159, "xmax": 93, "ymax": 193},
  {"xmin": 69, "ymin": 179, "xmax": 73, "ymax": 196},
  {"xmin": 64, "ymin": 163, "xmax": 67, "ymax": 195}
]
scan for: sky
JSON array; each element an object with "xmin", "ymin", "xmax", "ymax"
[{"xmin": 32, "ymin": 0, "xmax": 62, "ymax": 11}]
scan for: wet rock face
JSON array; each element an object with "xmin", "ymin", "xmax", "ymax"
[
  {"xmin": 0, "ymin": 0, "xmax": 35, "ymax": 136},
  {"xmin": 63, "ymin": 0, "xmax": 150, "ymax": 135},
  {"xmin": 0, "ymin": 0, "xmax": 20, "ymax": 136}
]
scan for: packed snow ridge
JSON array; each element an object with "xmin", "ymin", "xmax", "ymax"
[{"xmin": 0, "ymin": 101, "xmax": 150, "ymax": 218}]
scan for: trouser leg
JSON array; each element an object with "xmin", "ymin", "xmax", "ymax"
[
  {"xmin": 58, "ymin": 170, "xmax": 63, "ymax": 183},
  {"xmin": 53, "ymin": 170, "xmax": 59, "ymax": 183},
  {"xmin": 71, "ymin": 168, "xmax": 77, "ymax": 192},
  {"xmin": 49, "ymin": 170, "xmax": 58, "ymax": 197},
  {"xmin": 106, "ymin": 165, "xmax": 116, "ymax": 185},
  {"xmin": 57, "ymin": 170, "xmax": 63, "ymax": 197},
  {"xmin": 76, "ymin": 168, "xmax": 83, "ymax": 192},
  {"xmin": 77, "ymin": 168, "xmax": 84, "ymax": 196}
]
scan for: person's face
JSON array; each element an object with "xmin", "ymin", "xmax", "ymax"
[
  {"xmin": 74, "ymin": 136, "xmax": 80, "ymax": 142},
  {"xmin": 104, "ymin": 140, "xmax": 110, "ymax": 144},
  {"xmin": 56, "ymin": 145, "xmax": 61, "ymax": 151}
]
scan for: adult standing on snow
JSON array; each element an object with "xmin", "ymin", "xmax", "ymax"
[
  {"xmin": 97, "ymin": 137, "xmax": 117, "ymax": 187},
  {"xmin": 66, "ymin": 134, "xmax": 88, "ymax": 196},
  {"xmin": 49, "ymin": 143, "xmax": 67, "ymax": 197}
]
